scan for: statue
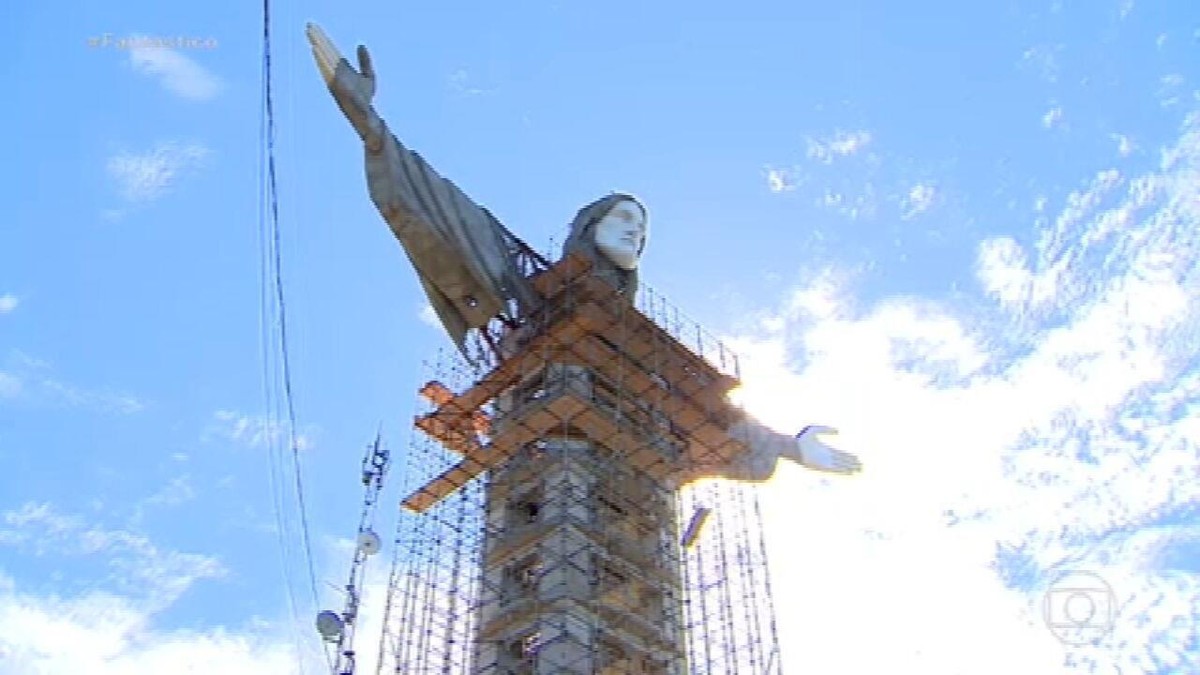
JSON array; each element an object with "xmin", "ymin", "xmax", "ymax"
[{"xmin": 306, "ymin": 24, "xmax": 863, "ymax": 481}]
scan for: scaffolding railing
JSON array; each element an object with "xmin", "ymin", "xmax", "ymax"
[
  {"xmin": 465, "ymin": 255, "xmax": 741, "ymax": 386},
  {"xmin": 636, "ymin": 283, "xmax": 741, "ymax": 384}
]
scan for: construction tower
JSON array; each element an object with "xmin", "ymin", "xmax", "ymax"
[{"xmin": 377, "ymin": 254, "xmax": 782, "ymax": 673}]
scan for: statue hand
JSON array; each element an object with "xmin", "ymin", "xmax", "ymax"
[
  {"xmin": 792, "ymin": 425, "xmax": 862, "ymax": 475},
  {"xmin": 306, "ymin": 23, "xmax": 381, "ymax": 146}
]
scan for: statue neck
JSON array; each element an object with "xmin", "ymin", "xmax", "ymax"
[{"xmin": 592, "ymin": 259, "xmax": 636, "ymax": 300}]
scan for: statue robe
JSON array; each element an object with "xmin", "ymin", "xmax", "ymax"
[{"xmin": 365, "ymin": 121, "xmax": 538, "ymax": 354}]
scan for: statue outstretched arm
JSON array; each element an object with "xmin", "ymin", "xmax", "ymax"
[
  {"xmin": 684, "ymin": 415, "xmax": 862, "ymax": 484},
  {"xmin": 307, "ymin": 24, "xmax": 535, "ymax": 352},
  {"xmin": 792, "ymin": 424, "xmax": 862, "ymax": 473}
]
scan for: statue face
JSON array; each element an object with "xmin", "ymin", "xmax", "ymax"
[{"xmin": 593, "ymin": 199, "xmax": 647, "ymax": 271}]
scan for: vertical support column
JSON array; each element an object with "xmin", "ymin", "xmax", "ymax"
[{"xmin": 471, "ymin": 362, "xmax": 687, "ymax": 674}]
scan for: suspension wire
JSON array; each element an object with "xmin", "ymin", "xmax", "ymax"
[
  {"xmin": 258, "ymin": 32, "xmax": 304, "ymax": 672},
  {"xmin": 260, "ymin": 0, "xmax": 324, "ymax": 660},
  {"xmin": 255, "ymin": 1, "xmax": 306, "ymax": 669}
]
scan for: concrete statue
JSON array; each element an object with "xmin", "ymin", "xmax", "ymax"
[{"xmin": 306, "ymin": 23, "xmax": 862, "ymax": 481}]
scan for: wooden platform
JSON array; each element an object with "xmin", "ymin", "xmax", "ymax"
[{"xmin": 401, "ymin": 253, "xmax": 747, "ymax": 512}]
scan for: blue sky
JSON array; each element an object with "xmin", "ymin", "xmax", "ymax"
[{"xmin": 2, "ymin": 0, "xmax": 1198, "ymax": 672}]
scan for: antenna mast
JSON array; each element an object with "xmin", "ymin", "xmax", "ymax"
[{"xmin": 316, "ymin": 431, "xmax": 390, "ymax": 674}]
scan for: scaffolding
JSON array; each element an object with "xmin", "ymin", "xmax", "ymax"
[{"xmin": 375, "ymin": 254, "xmax": 782, "ymax": 673}]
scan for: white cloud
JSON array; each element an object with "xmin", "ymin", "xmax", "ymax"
[
  {"xmin": 128, "ymin": 476, "xmax": 198, "ymax": 528},
  {"xmin": 0, "ymin": 294, "xmax": 17, "ymax": 314},
  {"xmin": 1113, "ymin": 133, "xmax": 1137, "ymax": 157},
  {"xmin": 790, "ymin": 129, "xmax": 941, "ymax": 223},
  {"xmin": 127, "ymin": 37, "xmax": 222, "ymax": 101},
  {"xmin": 0, "ymin": 352, "xmax": 146, "ymax": 413},
  {"xmin": 976, "ymin": 167, "xmax": 1133, "ymax": 317},
  {"xmin": 144, "ymin": 476, "xmax": 196, "ymax": 509},
  {"xmin": 816, "ymin": 182, "xmax": 878, "ymax": 221},
  {"xmin": 1043, "ymin": 106, "xmax": 1065, "ymax": 129},
  {"xmin": 107, "ymin": 142, "xmax": 210, "ymax": 204},
  {"xmin": 0, "ymin": 503, "xmax": 310, "ymax": 674},
  {"xmin": 977, "ymin": 235, "xmax": 1045, "ymax": 311},
  {"xmin": 418, "ymin": 304, "xmax": 440, "ymax": 329},
  {"xmin": 806, "ymin": 130, "xmax": 873, "ymax": 163},
  {"xmin": 901, "ymin": 182, "xmax": 937, "ymax": 219},
  {"xmin": 209, "ymin": 410, "xmax": 315, "ymax": 452},
  {"xmin": 1, "ymin": 502, "xmax": 224, "ymax": 607},
  {"xmin": 1158, "ymin": 74, "xmax": 1186, "ymax": 108},
  {"xmin": 101, "ymin": 208, "xmax": 128, "ymax": 223},
  {"xmin": 40, "ymin": 379, "xmax": 146, "ymax": 414},
  {"xmin": 765, "ymin": 166, "xmax": 799, "ymax": 193},
  {"xmin": 448, "ymin": 69, "xmax": 488, "ymax": 96},
  {"xmin": 0, "ymin": 372, "xmax": 20, "ymax": 398},
  {"xmin": 725, "ymin": 110, "xmax": 1200, "ymax": 673},
  {"xmin": 1022, "ymin": 44, "xmax": 1063, "ymax": 83}
]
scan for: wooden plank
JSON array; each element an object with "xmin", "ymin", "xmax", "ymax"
[
  {"xmin": 563, "ymin": 330, "xmax": 727, "ymax": 430},
  {"xmin": 413, "ymin": 415, "xmax": 482, "ymax": 457},
  {"xmin": 558, "ymin": 313, "xmax": 742, "ymax": 463},
  {"xmin": 439, "ymin": 312, "xmax": 590, "ymax": 417},
  {"xmin": 418, "ymin": 380, "xmax": 455, "ymax": 406},
  {"xmin": 414, "ymin": 380, "xmax": 491, "ymax": 452},
  {"xmin": 567, "ymin": 402, "xmax": 681, "ymax": 483},
  {"xmin": 401, "ymin": 452, "xmax": 493, "ymax": 512},
  {"xmin": 576, "ymin": 276, "xmax": 739, "ymax": 391},
  {"xmin": 567, "ymin": 350, "xmax": 747, "ymax": 468},
  {"xmin": 402, "ymin": 389, "xmax": 591, "ymax": 512},
  {"xmin": 572, "ymin": 296, "xmax": 737, "ymax": 405}
]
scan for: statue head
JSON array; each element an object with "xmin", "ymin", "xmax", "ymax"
[
  {"xmin": 562, "ymin": 193, "xmax": 648, "ymax": 298},
  {"xmin": 592, "ymin": 198, "xmax": 648, "ymax": 270}
]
